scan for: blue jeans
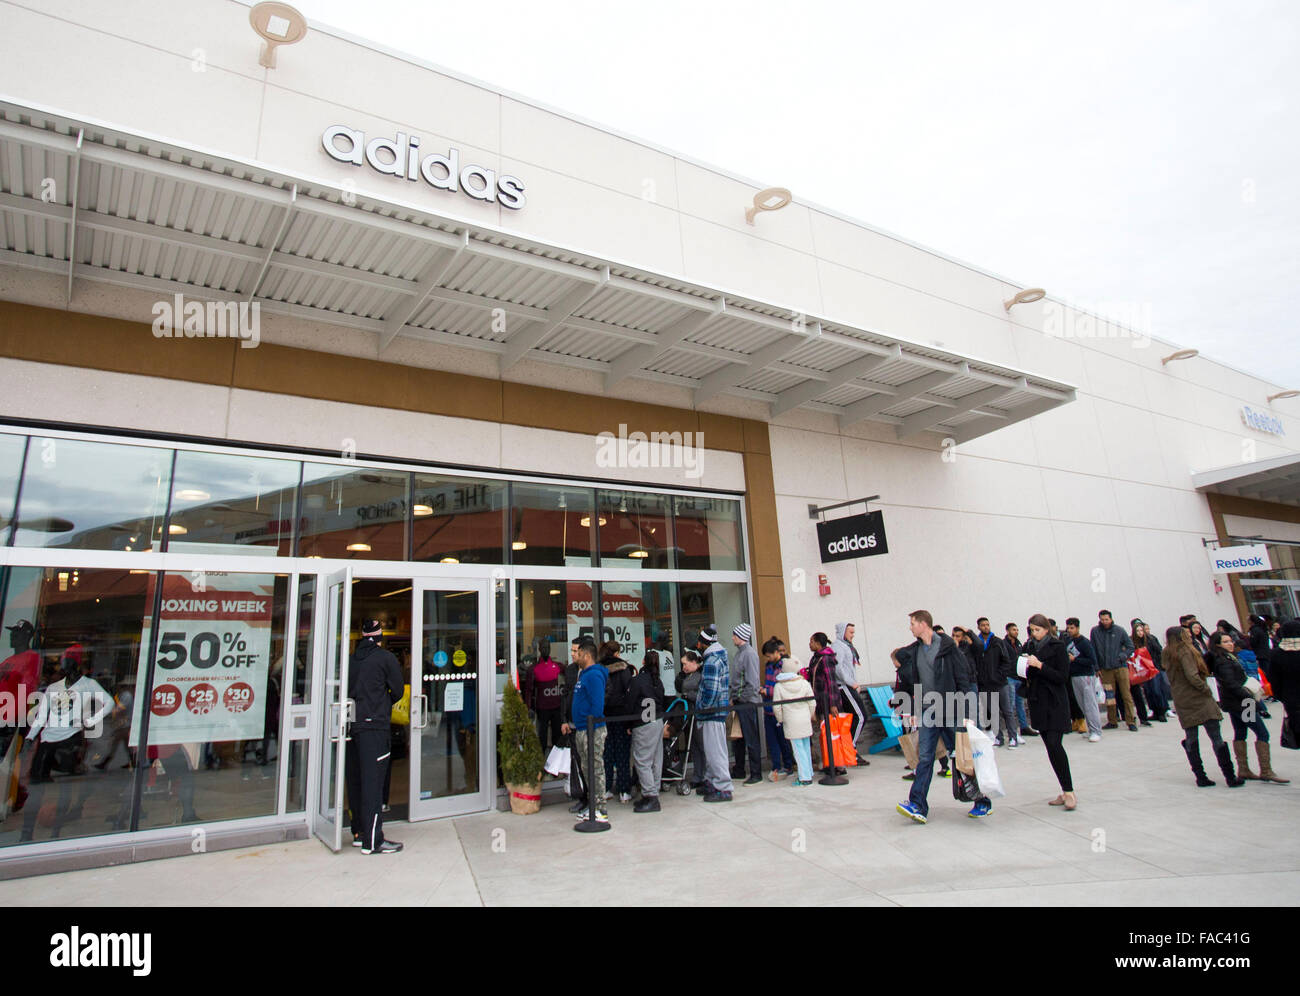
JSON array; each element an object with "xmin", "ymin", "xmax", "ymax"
[
  {"xmin": 764, "ymin": 711, "xmax": 794, "ymax": 771},
  {"xmin": 1007, "ymin": 677, "xmax": 1030, "ymax": 730},
  {"xmin": 907, "ymin": 724, "xmax": 956, "ymax": 818},
  {"xmin": 790, "ymin": 737, "xmax": 813, "ymax": 782}
]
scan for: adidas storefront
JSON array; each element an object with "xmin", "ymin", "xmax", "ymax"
[{"xmin": 0, "ymin": 0, "xmax": 1297, "ymax": 876}]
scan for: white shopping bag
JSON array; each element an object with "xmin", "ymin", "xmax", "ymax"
[
  {"xmin": 544, "ymin": 745, "xmax": 571, "ymax": 777},
  {"xmin": 1094, "ymin": 681, "xmax": 1107, "ymax": 706},
  {"xmin": 963, "ymin": 719, "xmax": 1006, "ymax": 798}
]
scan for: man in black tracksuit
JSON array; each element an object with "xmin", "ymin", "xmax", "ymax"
[{"xmin": 346, "ymin": 619, "xmax": 405, "ymax": 854}]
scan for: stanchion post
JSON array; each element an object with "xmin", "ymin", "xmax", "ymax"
[{"xmin": 818, "ymin": 684, "xmax": 848, "ymax": 786}]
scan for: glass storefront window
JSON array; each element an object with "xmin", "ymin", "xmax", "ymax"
[
  {"xmin": 0, "ymin": 433, "xmax": 26, "ymax": 542},
  {"xmin": 510, "ymin": 483, "xmax": 595, "ymax": 568},
  {"xmin": 168, "ymin": 451, "xmax": 300, "ymax": 556},
  {"xmin": 597, "ymin": 489, "xmax": 672, "ymax": 568},
  {"xmin": 674, "ymin": 496, "xmax": 744, "ymax": 571},
  {"xmin": 512, "ymin": 579, "xmax": 595, "ymax": 783},
  {"xmin": 12, "ymin": 438, "xmax": 171, "ymax": 552},
  {"xmin": 135, "ymin": 572, "xmax": 290, "ymax": 831},
  {"xmin": 0, "ymin": 566, "xmax": 151, "ymax": 847},
  {"xmin": 298, "ymin": 465, "xmax": 409, "ymax": 560},
  {"xmin": 678, "ymin": 581, "xmax": 750, "ymax": 654},
  {"xmin": 412, "ymin": 474, "xmax": 506, "ymax": 565}
]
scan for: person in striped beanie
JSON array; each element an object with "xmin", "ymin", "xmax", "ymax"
[{"xmin": 730, "ymin": 622, "xmax": 763, "ymax": 784}]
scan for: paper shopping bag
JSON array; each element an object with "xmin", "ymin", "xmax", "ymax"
[
  {"xmin": 954, "ymin": 729, "xmax": 975, "ymax": 776},
  {"xmin": 544, "ymin": 745, "xmax": 571, "ymax": 777}
]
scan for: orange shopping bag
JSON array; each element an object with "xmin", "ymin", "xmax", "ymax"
[{"xmin": 817, "ymin": 712, "xmax": 857, "ymax": 768}]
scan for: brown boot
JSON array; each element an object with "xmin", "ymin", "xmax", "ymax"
[
  {"xmin": 1257, "ymin": 741, "xmax": 1290, "ymax": 784},
  {"xmin": 1233, "ymin": 741, "xmax": 1259, "ymax": 780}
]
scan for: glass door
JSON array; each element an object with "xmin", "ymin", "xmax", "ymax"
[
  {"xmin": 311, "ymin": 566, "xmax": 352, "ymax": 851},
  {"xmin": 1240, "ymin": 582, "xmax": 1300, "ymax": 624},
  {"xmin": 409, "ymin": 579, "xmax": 493, "ymax": 820}
]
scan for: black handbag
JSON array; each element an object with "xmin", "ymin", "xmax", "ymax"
[{"xmin": 1281, "ymin": 713, "xmax": 1298, "ymax": 751}]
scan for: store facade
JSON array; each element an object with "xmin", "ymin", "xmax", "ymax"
[
  {"xmin": 1, "ymin": 0, "xmax": 1298, "ymax": 874},
  {"xmin": 0, "ymin": 418, "xmax": 754, "ymax": 869}
]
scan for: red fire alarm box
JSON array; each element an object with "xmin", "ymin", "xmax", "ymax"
[{"xmin": 818, "ymin": 574, "xmax": 830, "ymax": 597}]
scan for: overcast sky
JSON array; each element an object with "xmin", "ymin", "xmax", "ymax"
[{"xmin": 292, "ymin": 0, "xmax": 1300, "ymax": 388}]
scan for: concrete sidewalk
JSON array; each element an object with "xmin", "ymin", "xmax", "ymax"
[{"xmin": 3, "ymin": 714, "xmax": 1297, "ymax": 906}]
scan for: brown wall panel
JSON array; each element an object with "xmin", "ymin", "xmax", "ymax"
[
  {"xmin": 696, "ymin": 412, "xmax": 744, "ymax": 453},
  {"xmin": 752, "ymin": 573, "xmax": 791, "ymax": 650},
  {"xmin": 741, "ymin": 418, "xmax": 770, "ymax": 455},
  {"xmin": 1206, "ymin": 492, "xmax": 1300, "ymax": 525},
  {"xmin": 502, "ymin": 382, "xmax": 705, "ymax": 442},
  {"xmin": 0, "ymin": 300, "xmax": 236, "ymax": 385},
  {"xmin": 743, "ymin": 454, "xmax": 782, "ymax": 578}
]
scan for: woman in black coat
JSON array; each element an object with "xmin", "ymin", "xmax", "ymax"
[{"xmin": 1018, "ymin": 613, "xmax": 1076, "ymax": 809}]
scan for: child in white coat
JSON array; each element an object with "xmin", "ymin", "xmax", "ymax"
[{"xmin": 772, "ymin": 657, "xmax": 817, "ymax": 785}]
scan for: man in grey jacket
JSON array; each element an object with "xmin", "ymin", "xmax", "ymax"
[
  {"xmin": 832, "ymin": 622, "xmax": 871, "ymax": 765},
  {"xmin": 1090, "ymin": 609, "xmax": 1138, "ymax": 732},
  {"xmin": 730, "ymin": 623, "xmax": 763, "ymax": 784}
]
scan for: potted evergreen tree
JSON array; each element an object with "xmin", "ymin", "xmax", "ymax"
[{"xmin": 498, "ymin": 682, "xmax": 545, "ymax": 814}]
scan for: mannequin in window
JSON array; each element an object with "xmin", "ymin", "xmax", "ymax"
[
  {"xmin": 20, "ymin": 644, "xmax": 111, "ymax": 841},
  {"xmin": 530, "ymin": 638, "xmax": 564, "ymax": 759},
  {"xmin": 1, "ymin": 620, "xmax": 41, "ymax": 815}
]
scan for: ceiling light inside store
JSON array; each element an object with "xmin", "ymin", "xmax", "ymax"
[
  {"xmin": 441, "ymin": 556, "xmax": 460, "ymax": 564},
  {"xmin": 628, "ymin": 549, "xmax": 649, "ymax": 559},
  {"xmin": 168, "ymin": 524, "xmax": 188, "ymax": 535},
  {"xmin": 175, "ymin": 489, "xmax": 210, "ymax": 502},
  {"xmin": 579, "ymin": 516, "xmax": 607, "ymax": 527},
  {"xmin": 549, "ymin": 589, "xmax": 561, "ymax": 596},
  {"xmin": 347, "ymin": 542, "xmax": 371, "ymax": 552},
  {"xmin": 414, "ymin": 504, "xmax": 433, "ymax": 517},
  {"xmin": 512, "ymin": 540, "xmax": 527, "ymax": 551}
]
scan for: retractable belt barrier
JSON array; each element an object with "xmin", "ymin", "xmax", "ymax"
[{"xmin": 573, "ymin": 694, "xmax": 844, "ymax": 833}]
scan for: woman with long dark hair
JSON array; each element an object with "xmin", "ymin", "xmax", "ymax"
[
  {"xmin": 808, "ymin": 632, "xmax": 842, "ymax": 774},
  {"xmin": 1165, "ymin": 626, "xmax": 1242, "ymax": 788},
  {"xmin": 1207, "ymin": 632, "xmax": 1289, "ymax": 784},
  {"xmin": 1018, "ymin": 614, "xmax": 1076, "ymax": 809}
]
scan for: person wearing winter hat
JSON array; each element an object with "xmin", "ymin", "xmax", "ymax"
[
  {"xmin": 344, "ymin": 618, "xmax": 405, "ymax": 854},
  {"xmin": 729, "ymin": 622, "xmax": 763, "ymax": 784},
  {"xmin": 693, "ymin": 625, "xmax": 733, "ymax": 802},
  {"xmin": 772, "ymin": 655, "xmax": 817, "ymax": 784}
]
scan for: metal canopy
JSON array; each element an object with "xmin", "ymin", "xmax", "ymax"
[
  {"xmin": 0, "ymin": 101, "xmax": 1076, "ymax": 441},
  {"xmin": 1193, "ymin": 453, "xmax": 1300, "ymax": 507}
]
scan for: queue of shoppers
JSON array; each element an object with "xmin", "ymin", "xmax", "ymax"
[{"xmin": 517, "ymin": 606, "xmax": 1293, "ymax": 829}]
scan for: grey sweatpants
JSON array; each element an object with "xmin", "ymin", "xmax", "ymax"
[
  {"xmin": 1072, "ymin": 674, "xmax": 1103, "ymax": 736},
  {"xmin": 697, "ymin": 720, "xmax": 734, "ymax": 793},
  {"xmin": 630, "ymin": 719, "xmax": 665, "ymax": 797}
]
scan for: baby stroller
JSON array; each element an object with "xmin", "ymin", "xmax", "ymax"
[{"xmin": 660, "ymin": 696, "xmax": 695, "ymax": 796}]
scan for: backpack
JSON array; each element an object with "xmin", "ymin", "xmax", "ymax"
[{"xmin": 604, "ymin": 663, "xmax": 635, "ymax": 717}]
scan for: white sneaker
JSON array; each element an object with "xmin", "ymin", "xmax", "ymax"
[
  {"xmin": 1008, "ymin": 739, "xmax": 1020, "ymax": 749},
  {"xmin": 619, "ymin": 792, "xmax": 632, "ymax": 804},
  {"xmin": 1088, "ymin": 733, "xmax": 1101, "ymax": 742}
]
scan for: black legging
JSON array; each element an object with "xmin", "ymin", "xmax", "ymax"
[
  {"xmin": 1184, "ymin": 719, "xmax": 1225, "ymax": 760},
  {"xmin": 1041, "ymin": 728, "xmax": 1073, "ymax": 792},
  {"xmin": 535, "ymin": 708, "xmax": 563, "ymax": 753}
]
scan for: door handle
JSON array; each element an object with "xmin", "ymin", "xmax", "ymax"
[
  {"xmin": 328, "ymin": 702, "xmax": 342, "ymax": 743},
  {"xmin": 415, "ymin": 693, "xmax": 430, "ymax": 730}
]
